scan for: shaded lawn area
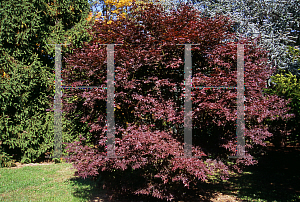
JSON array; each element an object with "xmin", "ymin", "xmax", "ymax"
[
  {"xmin": 237, "ymin": 145, "xmax": 300, "ymax": 201},
  {"xmin": 207, "ymin": 144, "xmax": 300, "ymax": 202}
]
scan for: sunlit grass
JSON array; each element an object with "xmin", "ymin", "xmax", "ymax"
[{"xmin": 0, "ymin": 162, "xmax": 105, "ymax": 202}]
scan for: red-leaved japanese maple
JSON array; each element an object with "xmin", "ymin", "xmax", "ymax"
[{"xmin": 62, "ymin": 1, "xmax": 293, "ymax": 200}]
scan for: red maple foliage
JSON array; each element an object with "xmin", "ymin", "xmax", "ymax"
[{"xmin": 62, "ymin": 1, "xmax": 293, "ymax": 200}]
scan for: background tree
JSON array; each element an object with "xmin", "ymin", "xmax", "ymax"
[
  {"xmin": 88, "ymin": 0, "xmax": 190, "ymax": 24},
  {"xmin": 93, "ymin": 0, "xmax": 133, "ymax": 24},
  {"xmin": 187, "ymin": 0, "xmax": 299, "ymax": 76},
  {"xmin": 186, "ymin": 0, "xmax": 300, "ymax": 80},
  {"xmin": 0, "ymin": 0, "xmax": 94, "ymax": 164},
  {"xmin": 187, "ymin": 0, "xmax": 300, "ymax": 147},
  {"xmin": 63, "ymin": 1, "xmax": 293, "ymax": 200}
]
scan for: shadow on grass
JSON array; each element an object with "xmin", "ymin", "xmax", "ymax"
[
  {"xmin": 68, "ymin": 173, "xmax": 167, "ymax": 202},
  {"xmin": 68, "ymin": 172, "xmax": 217, "ymax": 201},
  {"xmin": 68, "ymin": 175, "xmax": 110, "ymax": 201},
  {"xmin": 214, "ymin": 145, "xmax": 300, "ymax": 202},
  {"xmin": 109, "ymin": 184, "xmax": 217, "ymax": 202},
  {"xmin": 66, "ymin": 146, "xmax": 300, "ymax": 202}
]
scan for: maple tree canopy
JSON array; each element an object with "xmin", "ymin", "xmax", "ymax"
[{"xmin": 63, "ymin": 1, "xmax": 294, "ymax": 200}]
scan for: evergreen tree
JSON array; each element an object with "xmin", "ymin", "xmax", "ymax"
[{"xmin": 0, "ymin": 0, "xmax": 93, "ymax": 164}]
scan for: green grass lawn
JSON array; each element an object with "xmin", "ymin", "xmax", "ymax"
[{"xmin": 0, "ymin": 162, "xmax": 107, "ymax": 202}]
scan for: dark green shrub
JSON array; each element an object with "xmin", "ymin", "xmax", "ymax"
[
  {"xmin": 0, "ymin": 53, "xmax": 54, "ymax": 163},
  {"xmin": 0, "ymin": 151, "xmax": 16, "ymax": 168}
]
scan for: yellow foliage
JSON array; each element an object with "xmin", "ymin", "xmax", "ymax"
[
  {"xmin": 92, "ymin": 0, "xmax": 163, "ymax": 24},
  {"xmin": 102, "ymin": 0, "xmax": 135, "ymax": 22},
  {"xmin": 86, "ymin": 12, "xmax": 93, "ymax": 21},
  {"xmin": 270, "ymin": 71, "xmax": 299, "ymax": 96},
  {"xmin": 287, "ymin": 46, "xmax": 300, "ymax": 63},
  {"xmin": 0, "ymin": 69, "xmax": 9, "ymax": 79},
  {"xmin": 120, "ymin": 12, "xmax": 126, "ymax": 19}
]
